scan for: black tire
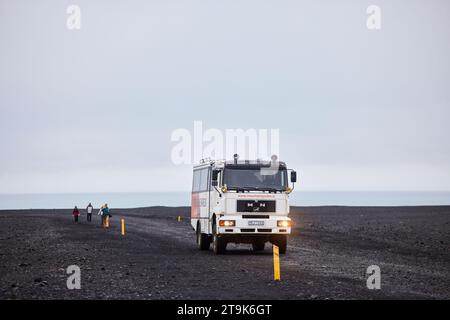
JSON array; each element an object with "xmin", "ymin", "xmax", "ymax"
[
  {"xmin": 212, "ymin": 222, "xmax": 226, "ymax": 254},
  {"xmin": 274, "ymin": 235, "xmax": 287, "ymax": 254},
  {"xmin": 196, "ymin": 223, "xmax": 210, "ymax": 251},
  {"xmin": 252, "ymin": 241, "xmax": 266, "ymax": 251}
]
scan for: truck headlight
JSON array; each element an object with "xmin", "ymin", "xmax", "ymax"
[
  {"xmin": 219, "ymin": 220, "xmax": 235, "ymax": 227},
  {"xmin": 277, "ymin": 220, "xmax": 291, "ymax": 227}
]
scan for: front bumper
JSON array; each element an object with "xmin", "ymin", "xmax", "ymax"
[{"xmin": 218, "ymin": 216, "xmax": 292, "ymax": 235}]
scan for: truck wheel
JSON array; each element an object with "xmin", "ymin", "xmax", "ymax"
[
  {"xmin": 252, "ymin": 241, "xmax": 265, "ymax": 251},
  {"xmin": 275, "ymin": 235, "xmax": 287, "ymax": 254},
  {"xmin": 197, "ymin": 224, "xmax": 210, "ymax": 251},
  {"xmin": 212, "ymin": 222, "xmax": 226, "ymax": 254}
]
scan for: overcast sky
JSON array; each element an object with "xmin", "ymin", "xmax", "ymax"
[{"xmin": 1, "ymin": 0, "xmax": 449, "ymax": 193}]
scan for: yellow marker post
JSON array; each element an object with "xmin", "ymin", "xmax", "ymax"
[
  {"xmin": 273, "ymin": 245, "xmax": 280, "ymax": 281},
  {"xmin": 177, "ymin": 215, "xmax": 181, "ymax": 222},
  {"xmin": 121, "ymin": 219, "xmax": 125, "ymax": 236}
]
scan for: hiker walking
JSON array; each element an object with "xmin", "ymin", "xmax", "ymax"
[
  {"xmin": 98, "ymin": 204, "xmax": 105, "ymax": 226},
  {"xmin": 86, "ymin": 202, "xmax": 93, "ymax": 222},
  {"xmin": 102, "ymin": 204, "xmax": 111, "ymax": 228},
  {"xmin": 72, "ymin": 206, "xmax": 80, "ymax": 223}
]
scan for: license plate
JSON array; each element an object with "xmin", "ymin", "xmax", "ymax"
[{"xmin": 248, "ymin": 220, "xmax": 265, "ymax": 226}]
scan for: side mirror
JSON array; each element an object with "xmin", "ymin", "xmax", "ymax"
[
  {"xmin": 290, "ymin": 171, "xmax": 297, "ymax": 183},
  {"xmin": 212, "ymin": 169, "xmax": 220, "ymax": 186}
]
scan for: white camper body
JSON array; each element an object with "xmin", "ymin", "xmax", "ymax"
[{"xmin": 191, "ymin": 157, "xmax": 296, "ymax": 254}]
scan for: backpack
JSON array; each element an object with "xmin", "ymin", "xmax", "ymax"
[{"xmin": 103, "ymin": 207, "xmax": 111, "ymax": 217}]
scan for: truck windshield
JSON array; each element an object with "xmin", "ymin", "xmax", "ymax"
[{"xmin": 223, "ymin": 168, "xmax": 287, "ymax": 192}]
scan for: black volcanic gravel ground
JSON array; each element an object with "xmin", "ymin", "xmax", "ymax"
[{"xmin": 0, "ymin": 206, "xmax": 449, "ymax": 299}]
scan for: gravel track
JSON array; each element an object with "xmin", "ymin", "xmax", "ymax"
[{"xmin": 0, "ymin": 206, "xmax": 449, "ymax": 299}]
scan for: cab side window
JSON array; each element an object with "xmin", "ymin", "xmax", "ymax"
[
  {"xmin": 192, "ymin": 170, "xmax": 201, "ymax": 192},
  {"xmin": 199, "ymin": 168, "xmax": 209, "ymax": 192},
  {"xmin": 193, "ymin": 168, "xmax": 210, "ymax": 192}
]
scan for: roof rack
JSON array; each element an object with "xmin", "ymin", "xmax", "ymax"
[{"xmin": 199, "ymin": 157, "xmax": 212, "ymax": 164}]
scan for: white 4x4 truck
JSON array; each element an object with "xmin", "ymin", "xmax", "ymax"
[{"xmin": 191, "ymin": 155, "xmax": 297, "ymax": 254}]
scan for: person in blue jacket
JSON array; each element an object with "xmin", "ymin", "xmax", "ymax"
[{"xmin": 102, "ymin": 204, "xmax": 111, "ymax": 228}]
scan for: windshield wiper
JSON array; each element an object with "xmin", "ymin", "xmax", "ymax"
[
  {"xmin": 228, "ymin": 186, "xmax": 258, "ymax": 192},
  {"xmin": 229, "ymin": 186, "xmax": 282, "ymax": 192},
  {"xmin": 262, "ymin": 187, "xmax": 283, "ymax": 193},
  {"xmin": 238, "ymin": 186, "xmax": 258, "ymax": 192}
]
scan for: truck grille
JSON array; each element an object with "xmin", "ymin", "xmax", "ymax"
[
  {"xmin": 242, "ymin": 215, "xmax": 270, "ymax": 219},
  {"xmin": 237, "ymin": 200, "xmax": 276, "ymax": 213}
]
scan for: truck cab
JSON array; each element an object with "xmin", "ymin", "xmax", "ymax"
[{"xmin": 191, "ymin": 155, "xmax": 297, "ymax": 254}]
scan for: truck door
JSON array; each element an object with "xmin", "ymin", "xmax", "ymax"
[
  {"xmin": 208, "ymin": 168, "xmax": 221, "ymax": 234},
  {"xmin": 197, "ymin": 167, "xmax": 210, "ymax": 234}
]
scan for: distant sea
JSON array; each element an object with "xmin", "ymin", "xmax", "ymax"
[{"xmin": 0, "ymin": 192, "xmax": 450, "ymax": 210}]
